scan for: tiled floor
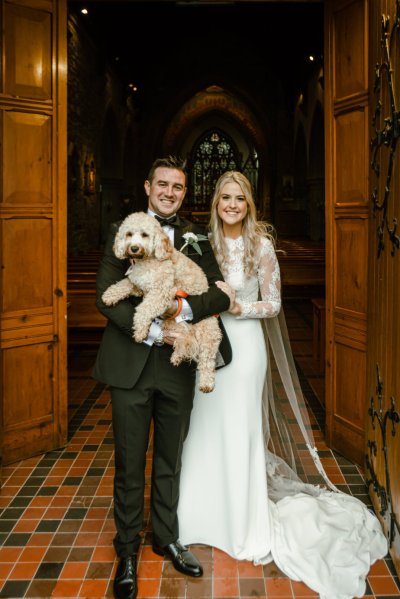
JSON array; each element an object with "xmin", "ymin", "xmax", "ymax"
[{"xmin": 0, "ymin": 300, "xmax": 399, "ymax": 598}]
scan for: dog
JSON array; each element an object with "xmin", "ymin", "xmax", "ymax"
[{"xmin": 101, "ymin": 212, "xmax": 222, "ymax": 393}]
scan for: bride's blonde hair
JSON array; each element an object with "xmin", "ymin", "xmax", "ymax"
[{"xmin": 209, "ymin": 171, "xmax": 275, "ymax": 277}]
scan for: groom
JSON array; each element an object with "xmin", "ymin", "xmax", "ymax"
[{"xmin": 93, "ymin": 156, "xmax": 232, "ymax": 599}]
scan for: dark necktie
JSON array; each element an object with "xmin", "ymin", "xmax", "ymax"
[{"xmin": 154, "ymin": 214, "xmax": 179, "ymax": 228}]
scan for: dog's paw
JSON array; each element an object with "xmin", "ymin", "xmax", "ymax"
[
  {"xmin": 102, "ymin": 288, "xmax": 117, "ymax": 305},
  {"xmin": 133, "ymin": 330, "xmax": 147, "ymax": 343},
  {"xmin": 133, "ymin": 320, "xmax": 150, "ymax": 342},
  {"xmin": 170, "ymin": 351, "xmax": 188, "ymax": 366},
  {"xmin": 198, "ymin": 370, "xmax": 216, "ymax": 393},
  {"xmin": 199, "ymin": 383, "xmax": 214, "ymax": 393}
]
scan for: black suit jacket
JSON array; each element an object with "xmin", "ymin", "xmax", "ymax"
[{"xmin": 92, "ymin": 214, "xmax": 232, "ymax": 389}]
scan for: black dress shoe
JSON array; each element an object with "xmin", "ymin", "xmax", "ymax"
[
  {"xmin": 113, "ymin": 555, "xmax": 137, "ymax": 599},
  {"xmin": 152, "ymin": 540, "xmax": 203, "ymax": 577}
]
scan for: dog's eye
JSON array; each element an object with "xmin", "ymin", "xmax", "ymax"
[
  {"xmin": 141, "ymin": 232, "xmax": 149, "ymax": 238},
  {"xmin": 126, "ymin": 232, "xmax": 132, "ymax": 238}
]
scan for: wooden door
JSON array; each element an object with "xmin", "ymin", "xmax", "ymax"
[
  {"xmin": 0, "ymin": 0, "xmax": 68, "ymax": 465},
  {"xmin": 324, "ymin": 0, "xmax": 370, "ymax": 465},
  {"xmin": 365, "ymin": 0, "xmax": 400, "ymax": 574}
]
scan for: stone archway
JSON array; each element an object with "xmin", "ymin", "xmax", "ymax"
[{"xmin": 162, "ymin": 85, "xmax": 272, "ymax": 217}]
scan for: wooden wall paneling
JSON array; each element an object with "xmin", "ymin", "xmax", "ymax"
[
  {"xmin": 366, "ymin": 0, "xmax": 400, "ymax": 574},
  {"xmin": 0, "ymin": 0, "xmax": 67, "ymax": 466}
]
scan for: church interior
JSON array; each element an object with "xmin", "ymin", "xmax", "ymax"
[
  {"xmin": 0, "ymin": 1, "xmax": 399, "ymax": 597},
  {"xmin": 66, "ymin": 0, "xmax": 327, "ymax": 359}
]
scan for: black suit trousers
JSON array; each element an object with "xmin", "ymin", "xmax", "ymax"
[{"xmin": 111, "ymin": 343, "xmax": 196, "ymax": 557}]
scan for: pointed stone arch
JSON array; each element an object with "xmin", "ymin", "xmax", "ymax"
[
  {"xmin": 163, "ymin": 85, "xmax": 271, "ymax": 216},
  {"xmin": 163, "ymin": 85, "xmax": 267, "ymax": 152}
]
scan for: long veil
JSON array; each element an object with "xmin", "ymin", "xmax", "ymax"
[
  {"xmin": 258, "ymin": 309, "xmax": 388, "ymax": 598},
  {"xmin": 262, "ymin": 309, "xmax": 341, "ymax": 501}
]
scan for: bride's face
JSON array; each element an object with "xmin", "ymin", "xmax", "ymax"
[{"xmin": 217, "ymin": 181, "xmax": 248, "ymax": 229}]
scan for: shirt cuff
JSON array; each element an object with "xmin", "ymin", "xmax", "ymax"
[
  {"xmin": 143, "ymin": 319, "xmax": 162, "ymax": 346},
  {"xmin": 175, "ymin": 298, "xmax": 193, "ymax": 323}
]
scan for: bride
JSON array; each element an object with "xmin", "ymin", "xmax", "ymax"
[{"xmin": 177, "ymin": 171, "xmax": 388, "ymax": 599}]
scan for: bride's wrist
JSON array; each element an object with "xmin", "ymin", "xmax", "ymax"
[{"xmin": 231, "ymin": 302, "xmax": 242, "ymax": 315}]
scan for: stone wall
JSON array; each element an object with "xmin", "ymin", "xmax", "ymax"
[{"xmin": 67, "ymin": 14, "xmax": 137, "ymax": 254}]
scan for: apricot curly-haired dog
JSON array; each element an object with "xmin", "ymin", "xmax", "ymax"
[{"xmin": 101, "ymin": 212, "xmax": 222, "ymax": 393}]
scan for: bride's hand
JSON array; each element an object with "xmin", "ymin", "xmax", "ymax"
[
  {"xmin": 228, "ymin": 302, "xmax": 242, "ymax": 316},
  {"xmin": 215, "ymin": 280, "xmax": 236, "ymax": 310}
]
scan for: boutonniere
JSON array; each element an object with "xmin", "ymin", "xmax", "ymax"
[{"xmin": 180, "ymin": 232, "xmax": 208, "ymax": 255}]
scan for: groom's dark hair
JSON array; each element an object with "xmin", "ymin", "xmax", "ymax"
[{"xmin": 147, "ymin": 156, "xmax": 187, "ymax": 184}]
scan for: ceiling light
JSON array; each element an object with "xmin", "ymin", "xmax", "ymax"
[{"xmin": 81, "ymin": 8, "xmax": 88, "ymax": 15}]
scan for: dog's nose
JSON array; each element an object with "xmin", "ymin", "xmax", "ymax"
[{"xmin": 130, "ymin": 246, "xmax": 139, "ymax": 253}]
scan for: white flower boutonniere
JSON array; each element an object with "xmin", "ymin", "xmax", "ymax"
[{"xmin": 180, "ymin": 232, "xmax": 208, "ymax": 255}]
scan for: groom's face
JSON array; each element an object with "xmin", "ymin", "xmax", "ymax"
[{"xmin": 145, "ymin": 167, "xmax": 187, "ymax": 218}]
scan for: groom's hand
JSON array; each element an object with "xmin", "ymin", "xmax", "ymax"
[
  {"xmin": 163, "ymin": 323, "xmax": 187, "ymax": 346},
  {"xmin": 161, "ymin": 300, "xmax": 179, "ymax": 320}
]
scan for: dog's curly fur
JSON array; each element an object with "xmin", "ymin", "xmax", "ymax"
[{"xmin": 102, "ymin": 212, "xmax": 222, "ymax": 393}]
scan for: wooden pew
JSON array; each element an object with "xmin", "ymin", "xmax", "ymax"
[
  {"xmin": 277, "ymin": 239, "xmax": 325, "ymax": 299},
  {"xmin": 67, "ymin": 251, "xmax": 106, "ymax": 344}
]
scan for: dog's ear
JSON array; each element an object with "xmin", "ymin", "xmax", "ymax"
[
  {"xmin": 113, "ymin": 226, "xmax": 126, "ymax": 259},
  {"xmin": 154, "ymin": 231, "xmax": 173, "ymax": 261}
]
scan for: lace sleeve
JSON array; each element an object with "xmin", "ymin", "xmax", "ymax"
[{"xmin": 237, "ymin": 237, "xmax": 281, "ymax": 319}]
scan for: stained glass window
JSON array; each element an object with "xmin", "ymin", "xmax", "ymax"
[{"xmin": 189, "ymin": 129, "xmax": 240, "ymax": 209}]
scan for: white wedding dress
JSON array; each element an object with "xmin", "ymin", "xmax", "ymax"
[{"xmin": 177, "ymin": 236, "xmax": 388, "ymax": 599}]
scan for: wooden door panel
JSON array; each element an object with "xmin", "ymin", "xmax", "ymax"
[
  {"xmin": 2, "ymin": 342, "xmax": 56, "ymax": 462},
  {"xmin": 335, "ymin": 218, "xmax": 368, "ymax": 312},
  {"xmin": 335, "ymin": 110, "xmax": 368, "ymax": 203},
  {"xmin": 2, "ymin": 110, "xmax": 52, "ymax": 204},
  {"xmin": 335, "ymin": 343, "xmax": 366, "ymax": 425},
  {"xmin": 3, "ymin": 342, "xmax": 54, "ymax": 426},
  {"xmin": 334, "ymin": 309, "xmax": 366, "ymax": 351},
  {"xmin": 333, "ymin": 0, "xmax": 366, "ymax": 97},
  {"xmin": 1, "ymin": 308, "xmax": 53, "ymax": 347},
  {"xmin": 4, "ymin": 2, "xmax": 52, "ymax": 99},
  {"xmin": 325, "ymin": 0, "xmax": 369, "ymax": 464},
  {"xmin": 2, "ymin": 218, "xmax": 53, "ymax": 311},
  {"xmin": 0, "ymin": 0, "xmax": 67, "ymax": 466},
  {"xmin": 333, "ymin": 342, "xmax": 366, "ymax": 458}
]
